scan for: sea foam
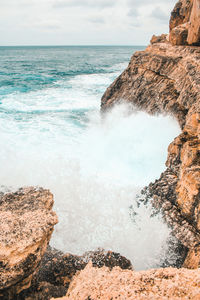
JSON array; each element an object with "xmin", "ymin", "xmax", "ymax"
[{"xmin": 0, "ymin": 100, "xmax": 180, "ymax": 270}]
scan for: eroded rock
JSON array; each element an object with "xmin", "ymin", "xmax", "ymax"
[
  {"xmin": 150, "ymin": 34, "xmax": 168, "ymax": 44},
  {"xmin": 169, "ymin": 0, "xmax": 200, "ymax": 45},
  {"xmin": 0, "ymin": 187, "xmax": 58, "ymax": 299},
  {"xmin": 15, "ymin": 246, "xmax": 132, "ymax": 300},
  {"xmin": 187, "ymin": 0, "xmax": 200, "ymax": 45},
  {"xmin": 51, "ymin": 262, "xmax": 200, "ymax": 300}
]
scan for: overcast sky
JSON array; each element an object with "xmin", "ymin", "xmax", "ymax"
[{"xmin": 0, "ymin": 0, "xmax": 177, "ymax": 46}]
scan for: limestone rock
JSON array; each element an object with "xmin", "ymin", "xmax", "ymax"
[
  {"xmin": 169, "ymin": 23, "xmax": 189, "ymax": 45},
  {"xmin": 150, "ymin": 34, "xmax": 168, "ymax": 44},
  {"xmin": 0, "ymin": 187, "xmax": 58, "ymax": 298},
  {"xmin": 15, "ymin": 247, "xmax": 132, "ymax": 299},
  {"xmin": 51, "ymin": 262, "xmax": 200, "ymax": 300},
  {"xmin": 169, "ymin": 0, "xmax": 200, "ymax": 45},
  {"xmin": 169, "ymin": 0, "xmax": 192, "ymax": 31},
  {"xmin": 101, "ymin": 38, "xmax": 200, "ymax": 267},
  {"xmin": 187, "ymin": 0, "xmax": 200, "ymax": 45}
]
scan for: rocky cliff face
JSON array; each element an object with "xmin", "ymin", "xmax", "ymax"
[
  {"xmin": 169, "ymin": 0, "xmax": 200, "ymax": 45},
  {"xmin": 1, "ymin": 0, "xmax": 200, "ymax": 298},
  {"xmin": 101, "ymin": 0, "xmax": 200, "ymax": 268}
]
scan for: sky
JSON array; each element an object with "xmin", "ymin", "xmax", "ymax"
[{"xmin": 0, "ymin": 0, "xmax": 177, "ymax": 46}]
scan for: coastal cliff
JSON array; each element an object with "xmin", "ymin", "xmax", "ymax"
[
  {"xmin": 1, "ymin": 0, "xmax": 200, "ymax": 299},
  {"xmin": 101, "ymin": 0, "xmax": 200, "ymax": 268}
]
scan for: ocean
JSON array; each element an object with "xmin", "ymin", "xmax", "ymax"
[{"xmin": 0, "ymin": 46, "xmax": 181, "ymax": 270}]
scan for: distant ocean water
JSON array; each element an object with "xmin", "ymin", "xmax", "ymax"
[{"xmin": 0, "ymin": 46, "xmax": 181, "ymax": 270}]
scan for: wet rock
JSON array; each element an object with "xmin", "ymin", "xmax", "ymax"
[{"xmin": 0, "ymin": 187, "xmax": 58, "ymax": 299}]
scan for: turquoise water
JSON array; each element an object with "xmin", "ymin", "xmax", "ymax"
[
  {"xmin": 0, "ymin": 46, "xmax": 143, "ymax": 136},
  {"xmin": 0, "ymin": 46, "xmax": 181, "ymax": 269}
]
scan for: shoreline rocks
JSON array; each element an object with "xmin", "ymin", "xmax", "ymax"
[
  {"xmin": 1, "ymin": 0, "xmax": 200, "ymax": 298},
  {"xmin": 51, "ymin": 262, "xmax": 200, "ymax": 300},
  {"xmin": 14, "ymin": 247, "xmax": 132, "ymax": 299},
  {"xmin": 0, "ymin": 187, "xmax": 58, "ymax": 299}
]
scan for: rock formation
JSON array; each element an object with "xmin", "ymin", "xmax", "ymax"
[
  {"xmin": 187, "ymin": 0, "xmax": 200, "ymax": 44},
  {"xmin": 13, "ymin": 247, "xmax": 132, "ymax": 299},
  {"xmin": 101, "ymin": 0, "xmax": 200, "ymax": 268},
  {"xmin": 1, "ymin": 0, "xmax": 200, "ymax": 299},
  {"xmin": 51, "ymin": 262, "xmax": 200, "ymax": 300},
  {"xmin": 169, "ymin": 0, "xmax": 200, "ymax": 45},
  {"xmin": 0, "ymin": 187, "xmax": 58, "ymax": 299}
]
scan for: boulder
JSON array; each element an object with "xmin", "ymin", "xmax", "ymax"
[
  {"xmin": 150, "ymin": 34, "xmax": 168, "ymax": 44},
  {"xmin": 0, "ymin": 187, "xmax": 58, "ymax": 299},
  {"xmin": 169, "ymin": 23, "xmax": 189, "ymax": 45}
]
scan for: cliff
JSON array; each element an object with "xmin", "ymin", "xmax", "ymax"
[
  {"xmin": 101, "ymin": 0, "xmax": 200, "ymax": 268},
  {"xmin": 1, "ymin": 0, "xmax": 200, "ymax": 299}
]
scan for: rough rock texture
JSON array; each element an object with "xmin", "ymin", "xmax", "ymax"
[
  {"xmin": 169, "ymin": 0, "xmax": 192, "ymax": 31},
  {"xmin": 170, "ymin": 23, "xmax": 189, "ymax": 46},
  {"xmin": 187, "ymin": 0, "xmax": 200, "ymax": 45},
  {"xmin": 169, "ymin": 0, "xmax": 200, "ymax": 45},
  {"xmin": 15, "ymin": 247, "xmax": 132, "ymax": 300},
  {"xmin": 0, "ymin": 187, "xmax": 58, "ymax": 299},
  {"xmin": 150, "ymin": 34, "xmax": 168, "ymax": 44},
  {"xmin": 101, "ymin": 1, "xmax": 200, "ymax": 268},
  {"xmin": 52, "ymin": 262, "xmax": 200, "ymax": 300}
]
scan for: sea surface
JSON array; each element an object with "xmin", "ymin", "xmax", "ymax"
[{"xmin": 0, "ymin": 46, "xmax": 181, "ymax": 270}]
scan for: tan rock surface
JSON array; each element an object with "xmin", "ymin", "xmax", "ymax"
[
  {"xmin": 0, "ymin": 187, "xmax": 58, "ymax": 298},
  {"xmin": 187, "ymin": 0, "xmax": 200, "ymax": 45},
  {"xmin": 52, "ymin": 262, "xmax": 200, "ymax": 300},
  {"xmin": 13, "ymin": 247, "xmax": 132, "ymax": 299},
  {"xmin": 150, "ymin": 34, "xmax": 168, "ymax": 44},
  {"xmin": 169, "ymin": 0, "xmax": 200, "ymax": 45},
  {"xmin": 169, "ymin": 22, "xmax": 189, "ymax": 45},
  {"xmin": 169, "ymin": 0, "xmax": 192, "ymax": 31}
]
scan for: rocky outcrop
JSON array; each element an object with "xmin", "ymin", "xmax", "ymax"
[
  {"xmin": 51, "ymin": 262, "xmax": 200, "ymax": 300},
  {"xmin": 150, "ymin": 34, "xmax": 168, "ymax": 44},
  {"xmin": 0, "ymin": 187, "xmax": 58, "ymax": 299},
  {"xmin": 169, "ymin": 0, "xmax": 200, "ymax": 45},
  {"xmin": 187, "ymin": 0, "xmax": 200, "ymax": 45},
  {"xmin": 15, "ymin": 247, "xmax": 132, "ymax": 300},
  {"xmin": 101, "ymin": 0, "xmax": 200, "ymax": 268}
]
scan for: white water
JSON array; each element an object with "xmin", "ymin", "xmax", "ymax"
[{"xmin": 0, "ymin": 98, "xmax": 180, "ymax": 270}]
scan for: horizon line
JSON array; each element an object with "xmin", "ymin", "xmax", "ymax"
[{"xmin": 0, "ymin": 44, "xmax": 146, "ymax": 47}]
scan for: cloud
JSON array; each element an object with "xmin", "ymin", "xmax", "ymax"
[
  {"xmin": 88, "ymin": 16, "xmax": 106, "ymax": 24},
  {"xmin": 53, "ymin": 0, "xmax": 116, "ymax": 9},
  {"xmin": 127, "ymin": 8, "xmax": 139, "ymax": 18},
  {"xmin": 0, "ymin": 0, "xmax": 177, "ymax": 45},
  {"xmin": 150, "ymin": 6, "xmax": 169, "ymax": 22}
]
